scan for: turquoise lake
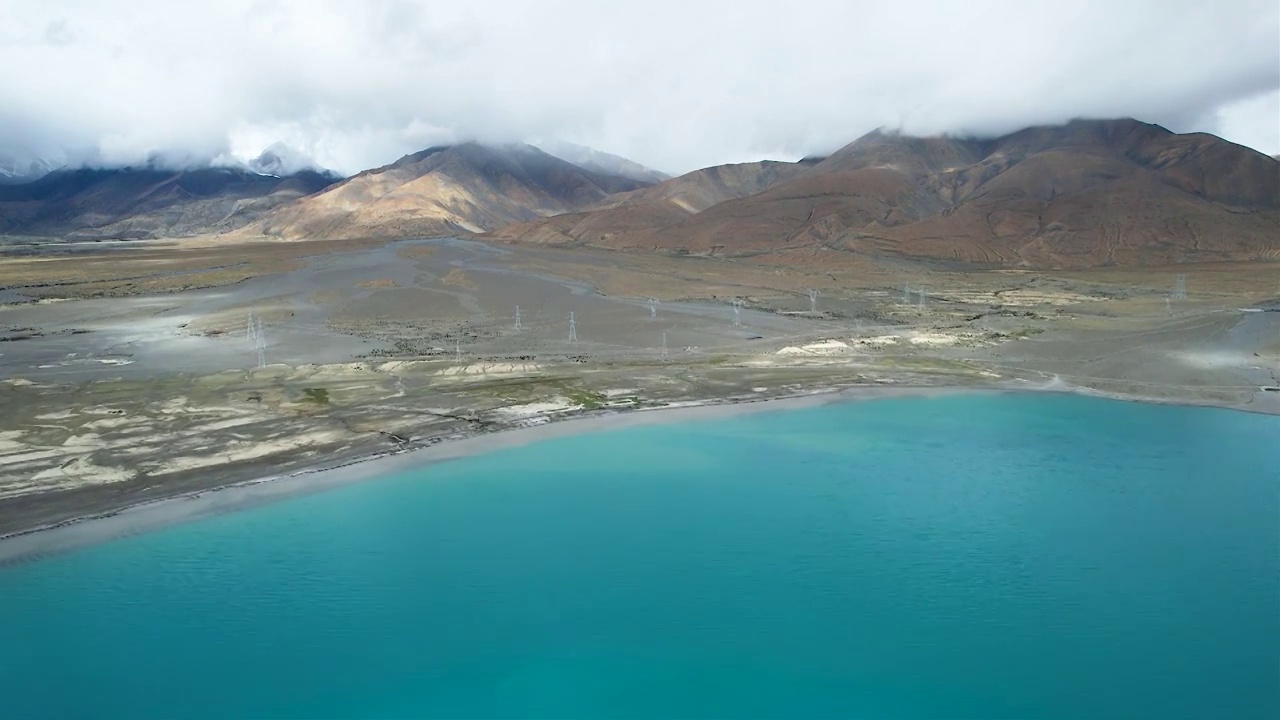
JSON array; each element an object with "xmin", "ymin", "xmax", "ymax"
[{"xmin": 1, "ymin": 392, "xmax": 1277, "ymax": 719}]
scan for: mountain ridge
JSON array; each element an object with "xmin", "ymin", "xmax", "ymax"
[
  {"xmin": 3, "ymin": 120, "xmax": 1275, "ymax": 269},
  {"xmin": 535, "ymin": 141, "xmax": 670, "ymax": 184},
  {"xmin": 488, "ymin": 159, "xmax": 816, "ymax": 247},
  {"xmin": 491, "ymin": 118, "xmax": 1280, "ymax": 268},
  {"xmin": 245, "ymin": 142, "xmax": 654, "ymax": 241},
  {"xmin": 0, "ymin": 165, "xmax": 341, "ymax": 239}
]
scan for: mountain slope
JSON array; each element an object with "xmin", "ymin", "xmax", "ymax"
[
  {"xmin": 592, "ymin": 159, "xmax": 813, "ymax": 213},
  {"xmin": 0, "ymin": 154, "xmax": 63, "ymax": 185},
  {"xmin": 487, "ymin": 159, "xmax": 813, "ymax": 247},
  {"xmin": 0, "ymin": 166, "xmax": 340, "ymax": 239},
  {"xmin": 496, "ymin": 119, "xmax": 1280, "ymax": 268},
  {"xmin": 248, "ymin": 143, "xmax": 334, "ymax": 177},
  {"xmin": 536, "ymin": 141, "xmax": 670, "ymax": 183},
  {"xmin": 249, "ymin": 143, "xmax": 653, "ymax": 240}
]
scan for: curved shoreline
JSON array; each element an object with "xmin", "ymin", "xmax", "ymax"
[
  {"xmin": 0, "ymin": 381, "xmax": 1273, "ymax": 566},
  {"xmin": 0, "ymin": 385, "xmax": 958, "ymax": 564}
]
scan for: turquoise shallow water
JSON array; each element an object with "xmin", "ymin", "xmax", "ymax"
[{"xmin": 1, "ymin": 393, "xmax": 1277, "ymax": 719}]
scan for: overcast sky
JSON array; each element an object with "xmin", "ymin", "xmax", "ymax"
[{"xmin": 2, "ymin": 0, "xmax": 1277, "ymax": 176}]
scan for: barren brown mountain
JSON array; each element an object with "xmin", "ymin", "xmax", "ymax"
[
  {"xmin": 247, "ymin": 143, "xmax": 652, "ymax": 241},
  {"xmin": 0, "ymin": 166, "xmax": 339, "ymax": 239},
  {"xmin": 487, "ymin": 159, "xmax": 813, "ymax": 247},
  {"xmin": 492, "ymin": 119, "xmax": 1280, "ymax": 268}
]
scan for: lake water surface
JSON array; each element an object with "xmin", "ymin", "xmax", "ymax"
[{"xmin": 1, "ymin": 393, "xmax": 1277, "ymax": 719}]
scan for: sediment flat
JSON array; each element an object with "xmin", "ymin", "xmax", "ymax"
[
  {"xmin": 3, "ymin": 379, "xmax": 1276, "ymax": 566},
  {"xmin": 2, "ymin": 236, "xmax": 1276, "ymax": 561}
]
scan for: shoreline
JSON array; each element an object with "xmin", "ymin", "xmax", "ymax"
[
  {"xmin": 0, "ymin": 385, "xmax": 958, "ymax": 564},
  {"xmin": 0, "ymin": 380, "xmax": 1273, "ymax": 566}
]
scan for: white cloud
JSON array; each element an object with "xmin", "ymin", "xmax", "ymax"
[
  {"xmin": 1214, "ymin": 89, "xmax": 1280, "ymax": 156},
  {"xmin": 0, "ymin": 0, "xmax": 1276, "ymax": 175}
]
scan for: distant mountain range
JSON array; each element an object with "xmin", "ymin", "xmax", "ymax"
[
  {"xmin": 246, "ymin": 143, "xmax": 336, "ymax": 178},
  {"xmin": 491, "ymin": 158, "xmax": 820, "ymax": 248},
  {"xmin": 2, "ymin": 120, "xmax": 1276, "ymax": 268},
  {"xmin": 535, "ymin": 140, "xmax": 671, "ymax": 184},
  {"xmin": 0, "ymin": 154, "xmax": 64, "ymax": 185},
  {"xmin": 0, "ymin": 165, "xmax": 340, "ymax": 239},
  {"xmin": 244, "ymin": 143, "xmax": 651, "ymax": 241},
  {"xmin": 494, "ymin": 119, "xmax": 1280, "ymax": 268}
]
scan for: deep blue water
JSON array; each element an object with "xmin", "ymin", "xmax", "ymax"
[{"xmin": 1, "ymin": 393, "xmax": 1277, "ymax": 719}]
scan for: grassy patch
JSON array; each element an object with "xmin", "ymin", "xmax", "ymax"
[
  {"xmin": 396, "ymin": 243, "xmax": 438, "ymax": 261},
  {"xmin": 302, "ymin": 387, "xmax": 330, "ymax": 404},
  {"xmin": 562, "ymin": 387, "xmax": 606, "ymax": 410},
  {"xmin": 441, "ymin": 269, "xmax": 478, "ymax": 290}
]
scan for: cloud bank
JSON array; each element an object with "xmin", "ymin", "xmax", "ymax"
[{"xmin": 1, "ymin": 0, "xmax": 1277, "ymax": 176}]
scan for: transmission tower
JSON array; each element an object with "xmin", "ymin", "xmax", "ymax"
[
  {"xmin": 1172, "ymin": 274, "xmax": 1187, "ymax": 301},
  {"xmin": 246, "ymin": 312, "xmax": 256, "ymax": 342},
  {"xmin": 1165, "ymin": 295, "xmax": 1173, "ymax": 316},
  {"xmin": 917, "ymin": 287, "xmax": 926, "ymax": 311},
  {"xmin": 903, "ymin": 284, "xmax": 912, "ymax": 305},
  {"xmin": 732, "ymin": 298, "xmax": 744, "ymax": 327},
  {"xmin": 514, "ymin": 305, "xmax": 522, "ymax": 332},
  {"xmin": 254, "ymin": 317, "xmax": 265, "ymax": 368},
  {"xmin": 661, "ymin": 331, "xmax": 668, "ymax": 363},
  {"xmin": 808, "ymin": 288, "xmax": 819, "ymax": 313},
  {"xmin": 568, "ymin": 311, "xmax": 578, "ymax": 343}
]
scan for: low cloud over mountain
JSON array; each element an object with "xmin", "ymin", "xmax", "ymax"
[{"xmin": 1, "ymin": 1, "xmax": 1276, "ymax": 177}]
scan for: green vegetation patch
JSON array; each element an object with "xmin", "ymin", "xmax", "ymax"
[
  {"xmin": 562, "ymin": 387, "xmax": 606, "ymax": 410},
  {"xmin": 302, "ymin": 387, "xmax": 330, "ymax": 404}
]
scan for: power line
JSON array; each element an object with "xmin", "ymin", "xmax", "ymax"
[{"xmin": 254, "ymin": 317, "xmax": 266, "ymax": 368}]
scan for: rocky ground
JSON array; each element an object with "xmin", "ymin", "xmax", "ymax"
[{"xmin": 2, "ymin": 236, "xmax": 1277, "ymax": 536}]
